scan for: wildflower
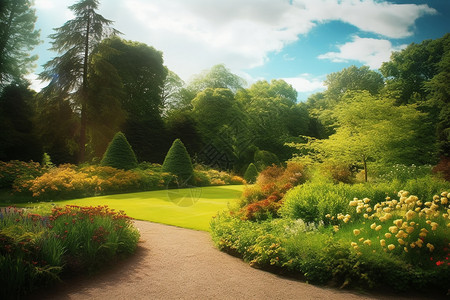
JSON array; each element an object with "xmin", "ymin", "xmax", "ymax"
[
  {"xmin": 396, "ymin": 230, "xmax": 408, "ymax": 239},
  {"xmin": 380, "ymin": 239, "xmax": 386, "ymax": 247},
  {"xmin": 351, "ymin": 242, "xmax": 357, "ymax": 247},
  {"xmin": 389, "ymin": 226, "xmax": 398, "ymax": 234},
  {"xmin": 353, "ymin": 229, "xmax": 361, "ymax": 236},
  {"xmin": 410, "ymin": 243, "xmax": 416, "ymax": 248},
  {"xmin": 416, "ymin": 239, "xmax": 423, "ymax": 248},
  {"xmin": 366, "ymin": 207, "xmax": 373, "ymax": 213},
  {"xmin": 405, "ymin": 226, "xmax": 415, "ymax": 234},
  {"xmin": 405, "ymin": 210, "xmax": 416, "ymax": 221},
  {"xmin": 404, "ymin": 247, "xmax": 408, "ymax": 252},
  {"xmin": 393, "ymin": 219, "xmax": 403, "ymax": 227},
  {"xmin": 359, "ymin": 237, "xmax": 364, "ymax": 242},
  {"xmin": 370, "ymin": 223, "xmax": 377, "ymax": 230},
  {"xmin": 349, "ymin": 200, "xmax": 358, "ymax": 207},
  {"xmin": 441, "ymin": 191, "xmax": 448, "ymax": 197},
  {"xmin": 383, "ymin": 207, "xmax": 392, "ymax": 213},
  {"xmin": 333, "ymin": 225, "xmax": 339, "ymax": 232},
  {"xmin": 375, "ymin": 225, "xmax": 382, "ymax": 231},
  {"xmin": 385, "ymin": 233, "xmax": 392, "ymax": 239},
  {"xmin": 388, "ymin": 244, "xmax": 395, "ymax": 251},
  {"xmin": 427, "ymin": 243, "xmax": 435, "ymax": 252},
  {"xmin": 363, "ymin": 214, "xmax": 369, "ymax": 219},
  {"xmin": 363, "ymin": 239, "xmax": 372, "ymax": 246},
  {"xmin": 430, "ymin": 222, "xmax": 438, "ymax": 231},
  {"xmin": 398, "ymin": 238, "xmax": 405, "ymax": 245}
]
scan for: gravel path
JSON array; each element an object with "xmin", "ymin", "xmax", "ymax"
[{"xmin": 29, "ymin": 221, "xmax": 437, "ymax": 300}]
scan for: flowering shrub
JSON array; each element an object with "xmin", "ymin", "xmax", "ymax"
[
  {"xmin": 0, "ymin": 205, "xmax": 139, "ymax": 298},
  {"xmin": 0, "ymin": 160, "xmax": 44, "ymax": 189}
]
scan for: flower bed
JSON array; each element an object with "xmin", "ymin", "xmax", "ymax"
[{"xmin": 0, "ymin": 205, "xmax": 140, "ymax": 298}]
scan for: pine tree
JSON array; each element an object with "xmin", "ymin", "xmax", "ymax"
[
  {"xmin": 40, "ymin": 0, "xmax": 120, "ymax": 162},
  {"xmin": 162, "ymin": 139, "xmax": 194, "ymax": 184},
  {"xmin": 101, "ymin": 132, "xmax": 138, "ymax": 170}
]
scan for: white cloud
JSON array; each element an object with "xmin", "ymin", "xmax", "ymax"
[
  {"xmin": 318, "ymin": 36, "xmax": 407, "ymax": 69},
  {"xmin": 32, "ymin": 0, "xmax": 436, "ymax": 87},
  {"xmin": 25, "ymin": 73, "xmax": 48, "ymax": 92},
  {"xmin": 282, "ymin": 74, "xmax": 326, "ymax": 94},
  {"xmin": 117, "ymin": 0, "xmax": 434, "ymax": 80}
]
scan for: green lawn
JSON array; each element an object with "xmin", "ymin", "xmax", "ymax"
[{"xmin": 20, "ymin": 185, "xmax": 244, "ymax": 231}]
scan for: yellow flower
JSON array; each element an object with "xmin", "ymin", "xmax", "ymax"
[
  {"xmin": 393, "ymin": 219, "xmax": 403, "ymax": 227},
  {"xmin": 440, "ymin": 197, "xmax": 448, "ymax": 205},
  {"xmin": 387, "ymin": 244, "xmax": 395, "ymax": 251},
  {"xmin": 333, "ymin": 225, "xmax": 339, "ymax": 232},
  {"xmin": 410, "ymin": 243, "xmax": 416, "ymax": 248},
  {"xmin": 383, "ymin": 207, "xmax": 392, "ymax": 213},
  {"xmin": 404, "ymin": 247, "xmax": 408, "ymax": 253},
  {"xmin": 359, "ymin": 237, "xmax": 364, "ymax": 242},
  {"xmin": 363, "ymin": 239, "xmax": 372, "ymax": 246},
  {"xmin": 363, "ymin": 213, "xmax": 369, "ymax": 219},
  {"xmin": 385, "ymin": 233, "xmax": 392, "ymax": 239},
  {"xmin": 405, "ymin": 226, "xmax": 415, "ymax": 234},
  {"xmin": 398, "ymin": 238, "xmax": 405, "ymax": 245},
  {"xmin": 442, "ymin": 191, "xmax": 448, "ymax": 197},
  {"xmin": 325, "ymin": 214, "xmax": 331, "ymax": 218},
  {"xmin": 363, "ymin": 198, "xmax": 370, "ymax": 204},
  {"xmin": 405, "ymin": 210, "xmax": 416, "ymax": 221},
  {"xmin": 416, "ymin": 239, "xmax": 423, "ymax": 247},
  {"xmin": 380, "ymin": 239, "xmax": 386, "ymax": 247},
  {"xmin": 419, "ymin": 232, "xmax": 427, "ymax": 238},
  {"xmin": 426, "ymin": 220, "xmax": 432, "ymax": 225},
  {"xmin": 366, "ymin": 207, "xmax": 373, "ymax": 213},
  {"xmin": 375, "ymin": 225, "xmax": 382, "ymax": 231},
  {"xmin": 349, "ymin": 200, "xmax": 358, "ymax": 207},
  {"xmin": 353, "ymin": 229, "xmax": 361, "ymax": 236},
  {"xmin": 370, "ymin": 223, "xmax": 377, "ymax": 230},
  {"xmin": 430, "ymin": 222, "xmax": 438, "ymax": 230},
  {"xmin": 389, "ymin": 226, "xmax": 398, "ymax": 234},
  {"xmin": 351, "ymin": 242, "xmax": 357, "ymax": 247},
  {"xmin": 426, "ymin": 243, "xmax": 435, "ymax": 252}
]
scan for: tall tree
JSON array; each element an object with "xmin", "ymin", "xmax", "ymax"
[
  {"xmin": 188, "ymin": 64, "xmax": 246, "ymax": 94},
  {"xmin": 0, "ymin": 0, "xmax": 40, "ymax": 88},
  {"xmin": 40, "ymin": 0, "xmax": 120, "ymax": 162}
]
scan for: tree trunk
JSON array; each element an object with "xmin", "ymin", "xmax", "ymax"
[{"xmin": 78, "ymin": 11, "xmax": 91, "ymax": 163}]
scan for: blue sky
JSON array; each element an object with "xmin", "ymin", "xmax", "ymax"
[{"xmin": 30, "ymin": 0, "xmax": 449, "ymax": 101}]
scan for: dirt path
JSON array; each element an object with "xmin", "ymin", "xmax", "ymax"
[{"xmin": 29, "ymin": 221, "xmax": 435, "ymax": 300}]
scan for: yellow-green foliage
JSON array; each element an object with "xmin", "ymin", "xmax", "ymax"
[{"xmin": 162, "ymin": 139, "xmax": 194, "ymax": 184}]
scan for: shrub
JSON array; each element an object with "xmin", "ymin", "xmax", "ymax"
[
  {"xmin": 254, "ymin": 150, "xmax": 279, "ymax": 170},
  {"xmin": 433, "ymin": 156, "xmax": 450, "ymax": 181},
  {"xmin": 0, "ymin": 160, "xmax": 44, "ymax": 189},
  {"xmin": 244, "ymin": 163, "xmax": 258, "ymax": 183},
  {"xmin": 101, "ymin": 132, "xmax": 138, "ymax": 170},
  {"xmin": 0, "ymin": 205, "xmax": 140, "ymax": 298},
  {"xmin": 162, "ymin": 139, "xmax": 194, "ymax": 185}
]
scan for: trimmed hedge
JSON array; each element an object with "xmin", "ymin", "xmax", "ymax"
[
  {"xmin": 101, "ymin": 132, "xmax": 138, "ymax": 170},
  {"xmin": 162, "ymin": 139, "xmax": 194, "ymax": 184},
  {"xmin": 244, "ymin": 163, "xmax": 258, "ymax": 183}
]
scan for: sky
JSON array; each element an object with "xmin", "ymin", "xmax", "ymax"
[{"xmin": 29, "ymin": 0, "xmax": 450, "ymax": 101}]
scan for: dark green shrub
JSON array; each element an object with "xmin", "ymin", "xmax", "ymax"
[
  {"xmin": 254, "ymin": 150, "xmax": 279, "ymax": 170},
  {"xmin": 162, "ymin": 139, "xmax": 194, "ymax": 184},
  {"xmin": 244, "ymin": 163, "xmax": 258, "ymax": 183},
  {"xmin": 101, "ymin": 132, "xmax": 138, "ymax": 170}
]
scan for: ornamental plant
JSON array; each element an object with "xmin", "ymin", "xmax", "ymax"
[
  {"xmin": 244, "ymin": 163, "xmax": 258, "ymax": 183},
  {"xmin": 101, "ymin": 132, "xmax": 138, "ymax": 170},
  {"xmin": 162, "ymin": 139, "xmax": 194, "ymax": 185}
]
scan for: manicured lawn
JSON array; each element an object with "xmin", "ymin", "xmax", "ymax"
[{"xmin": 18, "ymin": 185, "xmax": 244, "ymax": 231}]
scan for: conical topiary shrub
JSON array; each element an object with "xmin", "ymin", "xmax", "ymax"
[
  {"xmin": 162, "ymin": 139, "xmax": 194, "ymax": 184},
  {"xmin": 101, "ymin": 132, "xmax": 138, "ymax": 170},
  {"xmin": 244, "ymin": 163, "xmax": 258, "ymax": 184}
]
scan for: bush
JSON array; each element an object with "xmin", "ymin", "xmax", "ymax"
[
  {"xmin": 244, "ymin": 163, "xmax": 258, "ymax": 183},
  {"xmin": 0, "ymin": 160, "xmax": 44, "ymax": 189},
  {"xmin": 254, "ymin": 150, "xmax": 279, "ymax": 170},
  {"xmin": 433, "ymin": 156, "xmax": 450, "ymax": 181},
  {"xmin": 162, "ymin": 139, "xmax": 194, "ymax": 185},
  {"xmin": 101, "ymin": 132, "xmax": 138, "ymax": 170},
  {"xmin": 0, "ymin": 205, "xmax": 140, "ymax": 298}
]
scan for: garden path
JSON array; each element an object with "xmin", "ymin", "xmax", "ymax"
[{"xmin": 29, "ymin": 221, "xmax": 433, "ymax": 300}]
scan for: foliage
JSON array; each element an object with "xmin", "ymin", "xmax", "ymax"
[
  {"xmin": 0, "ymin": 160, "xmax": 44, "ymax": 189},
  {"xmin": 433, "ymin": 156, "xmax": 450, "ymax": 181},
  {"xmin": 289, "ymin": 91, "xmax": 434, "ymax": 181},
  {"xmin": 243, "ymin": 163, "xmax": 258, "ymax": 184},
  {"xmin": 0, "ymin": 205, "xmax": 139, "ymax": 298},
  {"xmin": 188, "ymin": 64, "xmax": 246, "ymax": 94},
  {"xmin": 372, "ymin": 164, "xmax": 433, "ymax": 183},
  {"xmin": 211, "ymin": 188, "xmax": 450, "ymax": 294},
  {"xmin": 0, "ymin": 84, "xmax": 43, "ymax": 162},
  {"xmin": 101, "ymin": 132, "xmax": 138, "ymax": 170},
  {"xmin": 0, "ymin": 0, "xmax": 40, "ymax": 87},
  {"xmin": 39, "ymin": 0, "xmax": 120, "ymax": 162},
  {"xmin": 254, "ymin": 150, "xmax": 279, "ymax": 171},
  {"xmin": 162, "ymin": 139, "xmax": 194, "ymax": 185}
]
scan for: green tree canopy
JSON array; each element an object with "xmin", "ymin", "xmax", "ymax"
[
  {"xmin": 289, "ymin": 91, "xmax": 434, "ymax": 181},
  {"xmin": 188, "ymin": 64, "xmax": 246, "ymax": 94},
  {"xmin": 0, "ymin": 0, "xmax": 40, "ymax": 88}
]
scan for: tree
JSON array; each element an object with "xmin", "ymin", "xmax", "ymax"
[
  {"xmin": 162, "ymin": 139, "xmax": 194, "ymax": 184},
  {"xmin": 40, "ymin": 0, "xmax": 120, "ymax": 162},
  {"xmin": 101, "ymin": 132, "xmax": 138, "ymax": 170},
  {"xmin": 289, "ymin": 91, "xmax": 434, "ymax": 182},
  {"xmin": 244, "ymin": 163, "xmax": 258, "ymax": 184},
  {"xmin": 0, "ymin": 83, "xmax": 42, "ymax": 161},
  {"xmin": 0, "ymin": 0, "xmax": 40, "ymax": 88},
  {"xmin": 188, "ymin": 64, "xmax": 246, "ymax": 94}
]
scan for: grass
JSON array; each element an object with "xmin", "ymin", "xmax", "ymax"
[{"xmin": 14, "ymin": 185, "xmax": 244, "ymax": 231}]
